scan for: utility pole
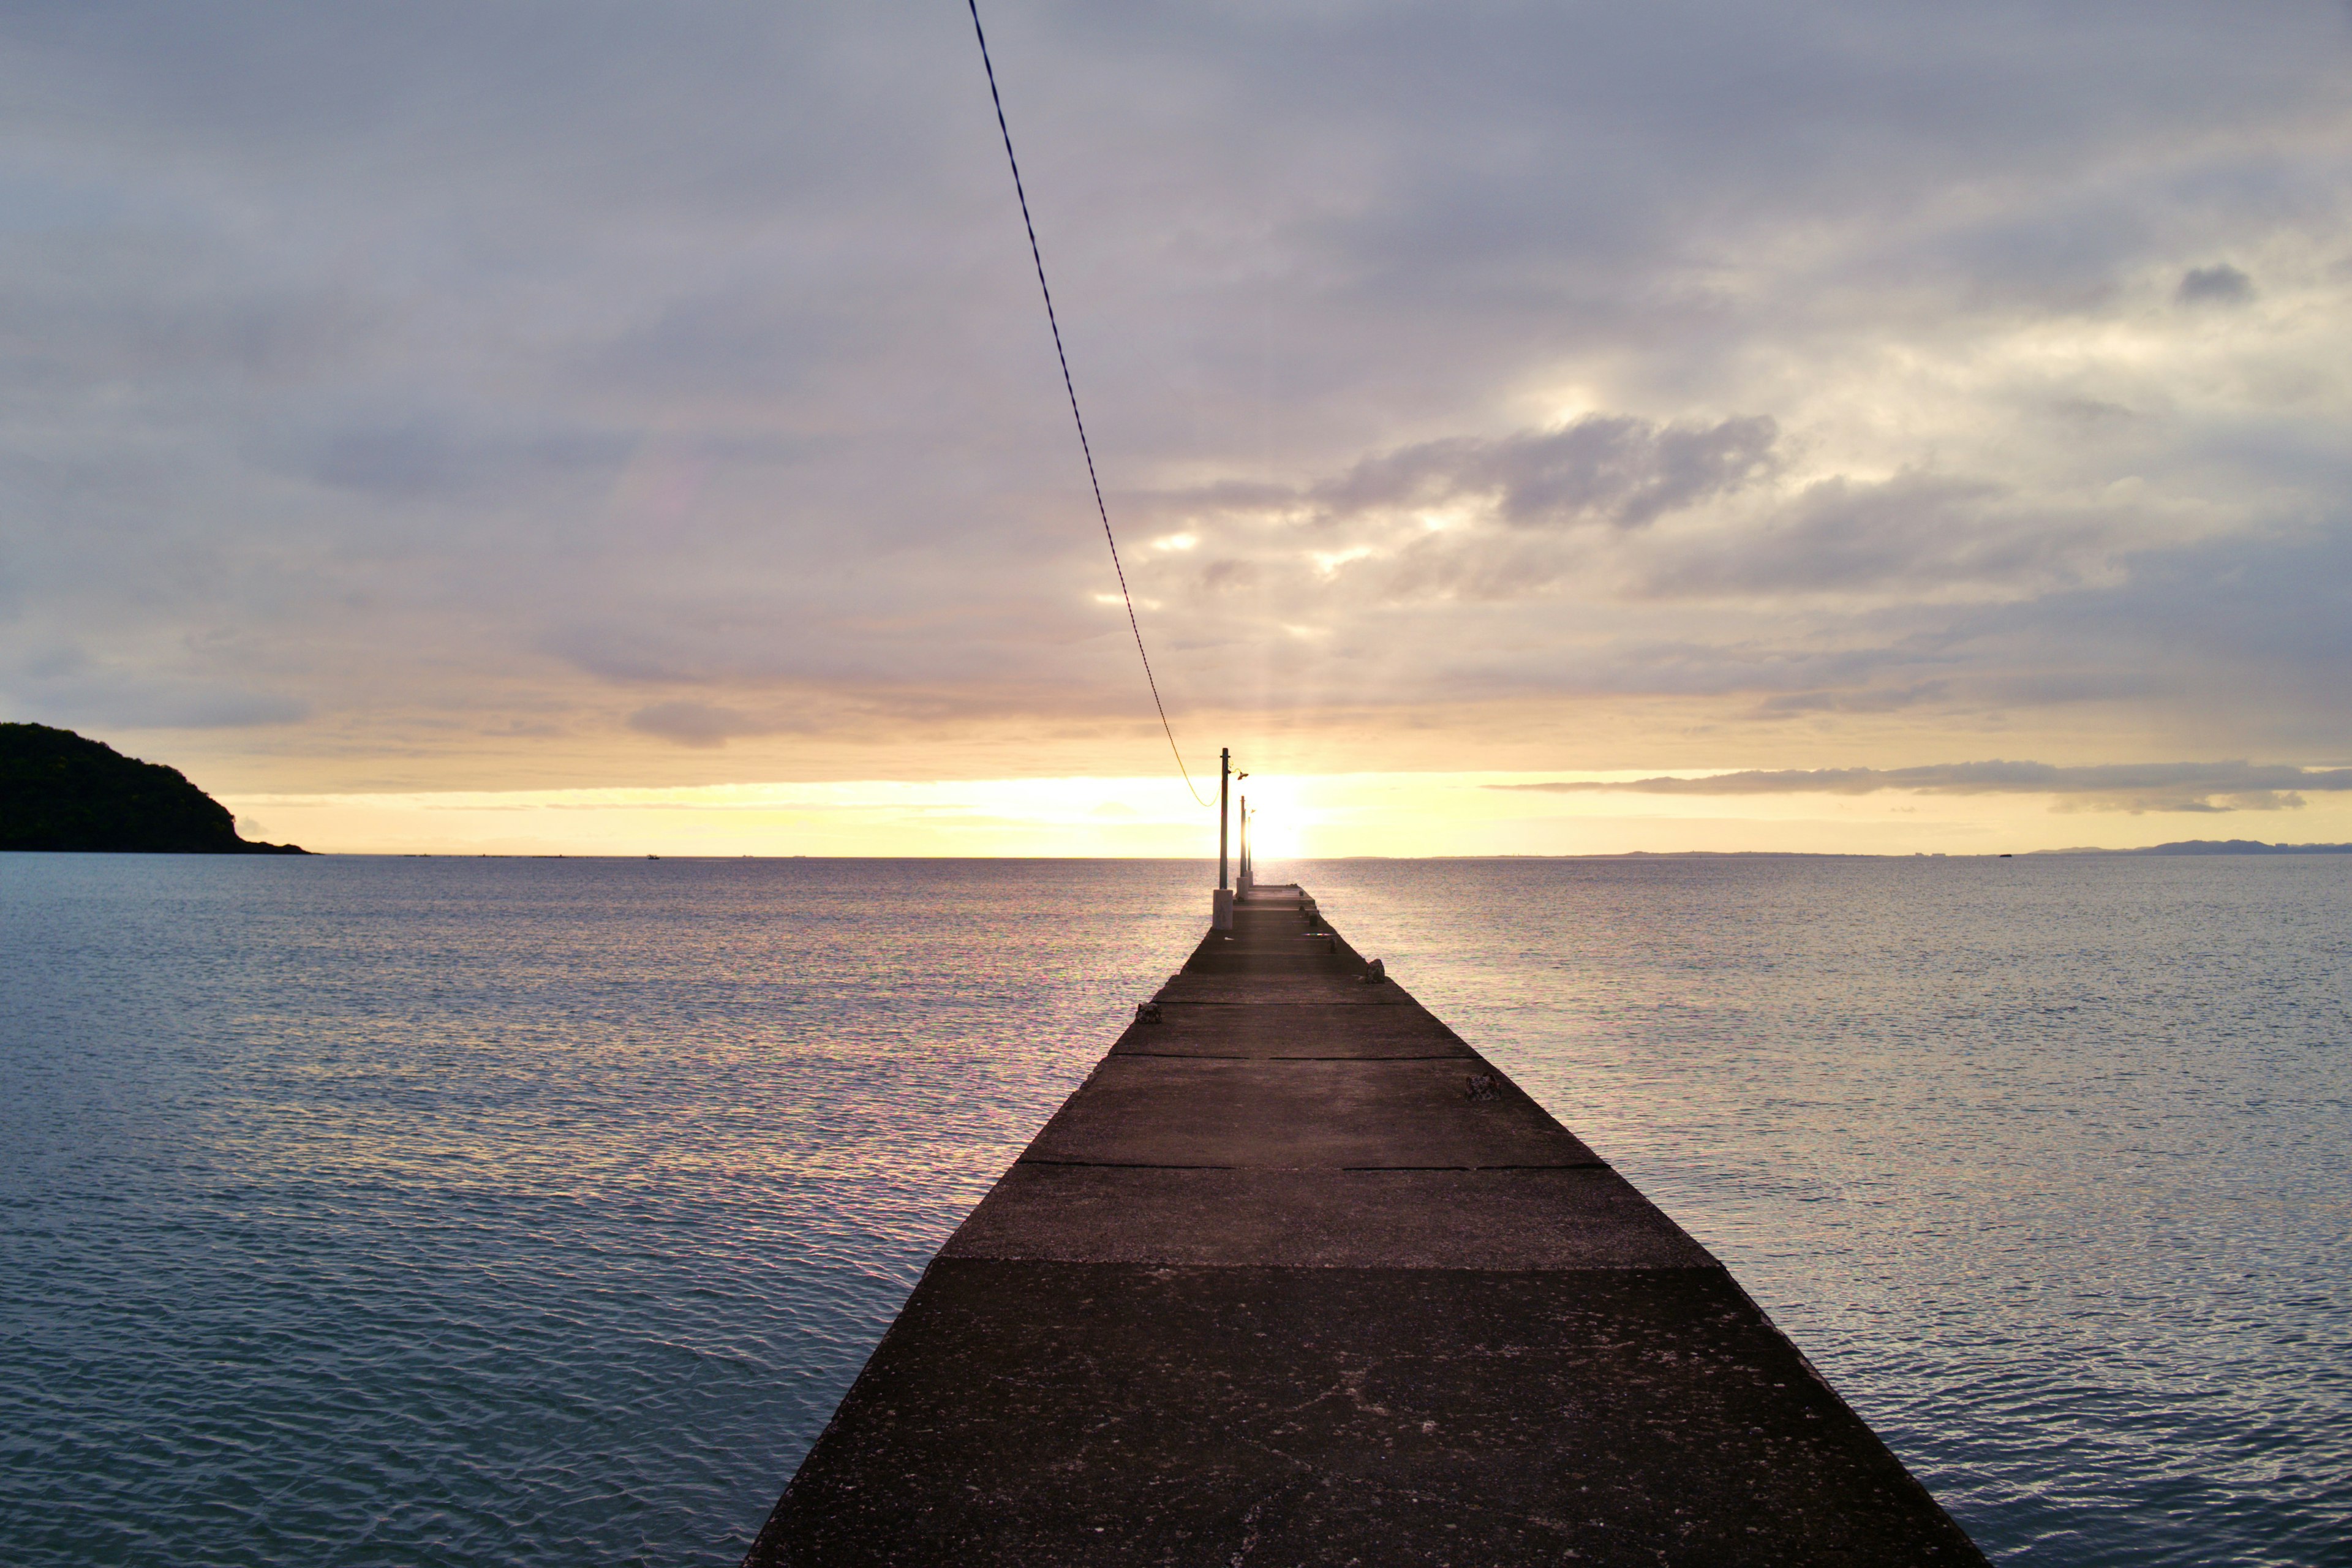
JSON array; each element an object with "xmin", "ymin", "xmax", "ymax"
[
  {"xmin": 1218, "ymin": 747, "xmax": 1231, "ymax": 891},
  {"xmin": 1213, "ymin": 748, "xmax": 1235, "ymax": 930}
]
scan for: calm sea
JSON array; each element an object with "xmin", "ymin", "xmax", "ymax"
[{"xmin": 1, "ymin": 854, "xmax": 2345, "ymax": 1566}]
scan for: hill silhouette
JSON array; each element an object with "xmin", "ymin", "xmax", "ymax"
[
  {"xmin": 2030, "ymin": 839, "xmax": 2352, "ymax": 856},
  {"xmin": 1, "ymin": 723, "xmax": 307, "ymax": 853}
]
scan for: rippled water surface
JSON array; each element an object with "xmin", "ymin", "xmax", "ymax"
[{"xmin": 2, "ymin": 853, "xmax": 2346, "ymax": 1565}]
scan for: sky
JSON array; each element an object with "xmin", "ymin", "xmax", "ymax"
[{"xmin": 5, "ymin": 1, "xmax": 2350, "ymax": 856}]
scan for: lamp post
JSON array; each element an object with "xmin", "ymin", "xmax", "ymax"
[
  {"xmin": 1218, "ymin": 747, "xmax": 1229, "ymax": 892},
  {"xmin": 1212, "ymin": 749, "xmax": 1241, "ymax": 930},
  {"xmin": 1234, "ymin": 769, "xmax": 1250, "ymax": 895}
]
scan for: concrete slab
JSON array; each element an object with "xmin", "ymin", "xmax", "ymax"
[
  {"xmin": 1176, "ymin": 930, "xmax": 1364, "ymax": 968},
  {"xmin": 739, "ymin": 889, "xmax": 1985, "ymax": 1566},
  {"xmin": 1112, "ymin": 1002, "xmax": 1472, "ymax": 1059},
  {"xmin": 745, "ymin": 1261, "xmax": 1986, "ymax": 1567},
  {"xmin": 1152, "ymin": 974, "xmax": 1412, "ymax": 1005},
  {"xmin": 1020, "ymin": 1056, "xmax": 1602, "ymax": 1169},
  {"xmin": 942, "ymin": 1165, "xmax": 1719, "ymax": 1269},
  {"xmin": 1180, "ymin": 949, "xmax": 1364, "ymax": 976}
]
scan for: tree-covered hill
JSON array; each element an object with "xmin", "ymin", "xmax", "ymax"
[{"xmin": 1, "ymin": 723, "xmax": 307, "ymax": 853}]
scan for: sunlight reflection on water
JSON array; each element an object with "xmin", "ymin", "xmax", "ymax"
[
  {"xmin": 2, "ymin": 856, "xmax": 1204, "ymax": 1566},
  {"xmin": 2, "ymin": 853, "xmax": 2345, "ymax": 1566}
]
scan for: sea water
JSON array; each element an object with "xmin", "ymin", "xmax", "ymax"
[{"xmin": 1, "ymin": 854, "xmax": 2345, "ymax": 1565}]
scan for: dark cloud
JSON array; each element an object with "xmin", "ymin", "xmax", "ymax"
[
  {"xmin": 8, "ymin": 661, "xmax": 309, "ymax": 730},
  {"xmin": 2177, "ymin": 263, "xmax": 2254, "ymax": 305},
  {"xmin": 1931, "ymin": 517, "xmax": 2352, "ymax": 744},
  {"xmin": 1310, "ymin": 415, "xmax": 1778, "ymax": 529},
  {"xmin": 1499, "ymin": 761, "xmax": 2352, "ymax": 813},
  {"xmin": 625, "ymin": 700, "xmax": 769, "ymax": 748},
  {"xmin": 272, "ymin": 417, "xmax": 634, "ymax": 500},
  {"xmin": 1750, "ymin": 682, "xmax": 1952, "ymax": 716},
  {"xmin": 1636, "ymin": 472, "xmax": 2092, "ymax": 597}
]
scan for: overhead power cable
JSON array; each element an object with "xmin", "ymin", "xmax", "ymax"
[{"xmin": 963, "ymin": 0, "xmax": 1212, "ymax": 809}]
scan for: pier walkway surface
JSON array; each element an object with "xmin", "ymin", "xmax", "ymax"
[{"xmin": 742, "ymin": 884, "xmax": 1984, "ymax": 1566}]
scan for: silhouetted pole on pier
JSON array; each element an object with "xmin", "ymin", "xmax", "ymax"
[
  {"xmin": 1212, "ymin": 747, "xmax": 1234, "ymax": 930},
  {"xmin": 1218, "ymin": 747, "xmax": 1230, "ymax": 890}
]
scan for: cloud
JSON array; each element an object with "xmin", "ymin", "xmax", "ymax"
[
  {"xmin": 2, "ymin": 2, "xmax": 2350, "ymax": 791},
  {"xmin": 1309, "ymin": 414, "xmax": 1779, "ymax": 530},
  {"xmin": 625, "ymin": 701, "xmax": 771, "ymax": 748},
  {"xmin": 281, "ymin": 418, "xmax": 633, "ymax": 500},
  {"xmin": 1499, "ymin": 761, "xmax": 2352, "ymax": 813},
  {"xmin": 1636, "ymin": 471, "xmax": 2098, "ymax": 597},
  {"xmin": 2177, "ymin": 263, "xmax": 2253, "ymax": 306},
  {"xmin": 4, "ymin": 649, "xmax": 309, "ymax": 730}
]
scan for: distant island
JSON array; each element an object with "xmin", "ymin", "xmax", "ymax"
[
  {"xmin": 2037, "ymin": 840, "xmax": 2352, "ymax": 856},
  {"xmin": 1, "ymin": 722, "xmax": 307, "ymax": 853}
]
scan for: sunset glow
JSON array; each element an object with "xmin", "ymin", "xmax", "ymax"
[
  {"xmin": 222, "ymin": 769, "xmax": 2352, "ymax": 859},
  {"xmin": 5, "ymin": 4, "xmax": 2346, "ymax": 852}
]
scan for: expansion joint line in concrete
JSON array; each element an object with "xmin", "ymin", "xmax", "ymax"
[
  {"xmin": 1014, "ymin": 1158, "xmax": 1242, "ymax": 1170},
  {"xmin": 1334, "ymin": 1162, "xmax": 1610, "ymax": 1172},
  {"xmin": 1112, "ymin": 1051, "xmax": 1469, "ymax": 1061}
]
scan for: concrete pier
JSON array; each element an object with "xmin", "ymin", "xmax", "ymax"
[{"xmin": 741, "ymin": 884, "xmax": 1985, "ymax": 1566}]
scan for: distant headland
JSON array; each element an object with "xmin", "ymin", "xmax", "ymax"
[
  {"xmin": 1, "ymin": 723, "xmax": 307, "ymax": 854},
  {"xmin": 2035, "ymin": 839, "xmax": 2352, "ymax": 856}
]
